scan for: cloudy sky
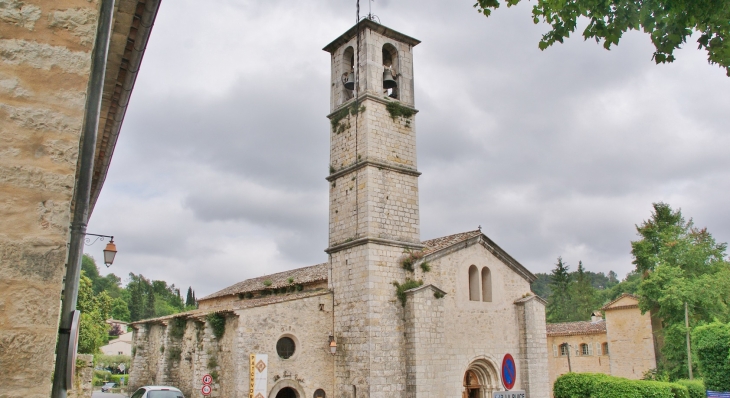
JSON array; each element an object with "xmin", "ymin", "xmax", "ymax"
[{"xmin": 86, "ymin": 0, "xmax": 730, "ymax": 297}]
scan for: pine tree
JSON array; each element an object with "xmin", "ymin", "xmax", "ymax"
[
  {"xmin": 143, "ymin": 284, "xmax": 156, "ymax": 319},
  {"xmin": 546, "ymin": 257, "xmax": 572, "ymax": 323},
  {"xmin": 185, "ymin": 286, "xmax": 195, "ymax": 307},
  {"xmin": 569, "ymin": 261, "xmax": 598, "ymax": 321}
]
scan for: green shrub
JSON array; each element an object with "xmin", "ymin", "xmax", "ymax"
[
  {"xmin": 693, "ymin": 321, "xmax": 730, "ymax": 392},
  {"xmin": 207, "ymin": 313, "xmax": 226, "ymax": 340},
  {"xmin": 167, "ymin": 346, "xmax": 182, "ymax": 361},
  {"xmin": 110, "ymin": 374, "xmax": 128, "ymax": 385},
  {"xmin": 392, "ymin": 279, "xmax": 423, "ymax": 306},
  {"xmin": 675, "ymin": 380, "xmax": 705, "ymax": 398},
  {"xmin": 169, "ymin": 317, "xmax": 187, "ymax": 339},
  {"xmin": 553, "ymin": 373, "xmax": 689, "ymax": 398}
]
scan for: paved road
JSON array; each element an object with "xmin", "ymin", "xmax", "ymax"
[{"xmin": 92, "ymin": 392, "xmax": 127, "ymax": 398}]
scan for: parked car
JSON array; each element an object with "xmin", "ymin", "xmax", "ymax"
[
  {"xmin": 130, "ymin": 386, "xmax": 185, "ymax": 398},
  {"xmin": 100, "ymin": 382, "xmax": 117, "ymax": 392}
]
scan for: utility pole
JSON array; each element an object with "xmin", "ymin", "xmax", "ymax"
[
  {"xmin": 563, "ymin": 343, "xmax": 572, "ymax": 372},
  {"xmin": 685, "ymin": 302, "xmax": 693, "ymax": 379}
]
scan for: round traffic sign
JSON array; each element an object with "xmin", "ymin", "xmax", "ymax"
[
  {"xmin": 202, "ymin": 374, "xmax": 213, "ymax": 385},
  {"xmin": 501, "ymin": 353, "xmax": 516, "ymax": 390},
  {"xmin": 202, "ymin": 384, "xmax": 212, "ymax": 395}
]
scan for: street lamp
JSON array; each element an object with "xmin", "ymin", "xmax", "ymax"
[
  {"xmin": 85, "ymin": 233, "xmax": 118, "ymax": 267},
  {"xmin": 329, "ymin": 335, "xmax": 337, "ymax": 355}
]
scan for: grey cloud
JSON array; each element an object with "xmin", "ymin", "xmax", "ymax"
[{"xmin": 88, "ymin": 0, "xmax": 730, "ymax": 295}]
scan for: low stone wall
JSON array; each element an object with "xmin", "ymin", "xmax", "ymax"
[{"xmin": 68, "ymin": 354, "xmax": 94, "ymax": 398}]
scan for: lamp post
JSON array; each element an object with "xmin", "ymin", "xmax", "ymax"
[
  {"xmin": 562, "ymin": 342, "xmax": 572, "ymax": 372},
  {"xmin": 85, "ymin": 233, "xmax": 118, "ymax": 267}
]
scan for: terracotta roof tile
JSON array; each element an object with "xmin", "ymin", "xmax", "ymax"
[
  {"xmin": 546, "ymin": 320, "xmax": 607, "ymax": 337},
  {"xmin": 200, "ymin": 263, "xmax": 328, "ymax": 301},
  {"xmin": 421, "ymin": 230, "xmax": 482, "ymax": 255}
]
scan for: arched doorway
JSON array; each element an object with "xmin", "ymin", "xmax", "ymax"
[
  {"xmin": 275, "ymin": 387, "xmax": 298, "ymax": 398},
  {"xmin": 462, "ymin": 359, "xmax": 500, "ymax": 398}
]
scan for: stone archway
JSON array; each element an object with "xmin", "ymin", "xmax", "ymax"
[
  {"xmin": 275, "ymin": 387, "xmax": 298, "ymax": 398},
  {"xmin": 462, "ymin": 359, "xmax": 500, "ymax": 398},
  {"xmin": 269, "ymin": 379, "xmax": 305, "ymax": 398}
]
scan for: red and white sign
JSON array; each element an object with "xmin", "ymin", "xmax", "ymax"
[
  {"xmin": 202, "ymin": 374, "xmax": 213, "ymax": 385},
  {"xmin": 202, "ymin": 385, "xmax": 212, "ymax": 395}
]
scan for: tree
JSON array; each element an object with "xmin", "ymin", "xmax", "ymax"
[
  {"xmin": 569, "ymin": 261, "xmax": 600, "ymax": 321},
  {"xmin": 185, "ymin": 286, "xmax": 195, "ymax": 307},
  {"xmin": 77, "ymin": 273, "xmax": 112, "ymax": 354},
  {"xmin": 632, "ymin": 202, "xmax": 730, "ymax": 379},
  {"xmin": 473, "ymin": 0, "xmax": 730, "ymax": 76},
  {"xmin": 546, "ymin": 257, "xmax": 573, "ymax": 322}
]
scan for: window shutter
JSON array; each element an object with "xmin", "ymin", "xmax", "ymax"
[
  {"xmin": 596, "ymin": 342, "xmax": 602, "ymax": 356},
  {"xmin": 553, "ymin": 344, "xmax": 558, "ymax": 357},
  {"xmin": 588, "ymin": 343, "xmax": 593, "ymax": 356}
]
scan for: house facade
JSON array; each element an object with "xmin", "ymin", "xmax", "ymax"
[{"xmin": 546, "ymin": 294, "xmax": 657, "ymax": 394}]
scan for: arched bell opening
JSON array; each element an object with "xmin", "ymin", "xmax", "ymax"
[
  {"xmin": 342, "ymin": 46, "xmax": 355, "ymax": 102},
  {"xmin": 382, "ymin": 43, "xmax": 399, "ymax": 99},
  {"xmin": 462, "ymin": 359, "xmax": 500, "ymax": 398}
]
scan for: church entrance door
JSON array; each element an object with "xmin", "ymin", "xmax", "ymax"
[
  {"xmin": 464, "ymin": 370, "xmax": 482, "ymax": 398},
  {"xmin": 463, "ymin": 359, "xmax": 499, "ymax": 398},
  {"xmin": 275, "ymin": 387, "xmax": 298, "ymax": 398}
]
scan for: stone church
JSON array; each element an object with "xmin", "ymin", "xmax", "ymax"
[{"xmin": 129, "ymin": 19, "xmax": 549, "ymax": 398}]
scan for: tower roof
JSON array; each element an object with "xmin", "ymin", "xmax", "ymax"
[{"xmin": 323, "ymin": 18, "xmax": 421, "ymax": 54}]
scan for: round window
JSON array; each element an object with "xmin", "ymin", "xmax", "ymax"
[{"xmin": 276, "ymin": 337, "xmax": 296, "ymax": 359}]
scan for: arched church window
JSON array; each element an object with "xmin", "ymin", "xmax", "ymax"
[
  {"xmin": 276, "ymin": 336, "xmax": 296, "ymax": 359},
  {"xmin": 313, "ymin": 389, "xmax": 326, "ymax": 398},
  {"xmin": 481, "ymin": 267, "xmax": 492, "ymax": 302},
  {"xmin": 342, "ymin": 46, "xmax": 355, "ymax": 102},
  {"xmin": 468, "ymin": 265, "xmax": 480, "ymax": 301},
  {"xmin": 382, "ymin": 43, "xmax": 399, "ymax": 99},
  {"xmin": 580, "ymin": 343, "xmax": 590, "ymax": 356}
]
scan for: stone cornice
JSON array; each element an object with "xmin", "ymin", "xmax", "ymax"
[
  {"xmin": 326, "ymin": 236, "xmax": 424, "ymax": 254},
  {"xmin": 326, "ymin": 159, "xmax": 421, "ymax": 181},
  {"xmin": 326, "ymin": 94, "xmax": 419, "ymax": 119},
  {"xmin": 322, "ymin": 18, "xmax": 420, "ymax": 54}
]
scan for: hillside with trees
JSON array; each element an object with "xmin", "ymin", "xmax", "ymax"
[{"xmin": 78, "ymin": 255, "xmax": 197, "ymax": 353}]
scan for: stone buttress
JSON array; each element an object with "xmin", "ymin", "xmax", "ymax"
[{"xmin": 323, "ymin": 19, "xmax": 421, "ymax": 398}]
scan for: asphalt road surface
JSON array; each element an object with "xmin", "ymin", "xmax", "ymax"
[{"xmin": 92, "ymin": 392, "xmax": 127, "ymax": 398}]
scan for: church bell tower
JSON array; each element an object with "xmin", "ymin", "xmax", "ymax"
[{"xmin": 323, "ymin": 19, "xmax": 421, "ymax": 397}]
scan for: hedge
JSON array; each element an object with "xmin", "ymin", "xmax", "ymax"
[
  {"xmin": 693, "ymin": 321, "xmax": 730, "ymax": 392},
  {"xmin": 675, "ymin": 379, "xmax": 706, "ymax": 398},
  {"xmin": 553, "ymin": 373, "xmax": 690, "ymax": 398}
]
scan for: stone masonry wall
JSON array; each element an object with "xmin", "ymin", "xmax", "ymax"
[
  {"xmin": 420, "ymin": 243, "xmax": 540, "ymax": 396},
  {"xmin": 68, "ymin": 353, "xmax": 94, "ymax": 398},
  {"xmin": 130, "ymin": 293, "xmax": 334, "ymax": 398},
  {"xmin": 546, "ymin": 332, "xmax": 610, "ymax": 396},
  {"xmin": 516, "ymin": 297, "xmax": 550, "ymax": 398},
  {"xmin": 405, "ymin": 285, "xmax": 446, "ymax": 398},
  {"xmin": 0, "ymin": 1, "xmax": 99, "ymax": 396},
  {"xmin": 331, "ymin": 243, "xmax": 411, "ymax": 398},
  {"xmin": 605, "ymin": 304, "xmax": 656, "ymax": 379}
]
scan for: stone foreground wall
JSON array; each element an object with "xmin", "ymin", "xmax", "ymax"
[{"xmin": 0, "ymin": 0, "xmax": 99, "ymax": 396}]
